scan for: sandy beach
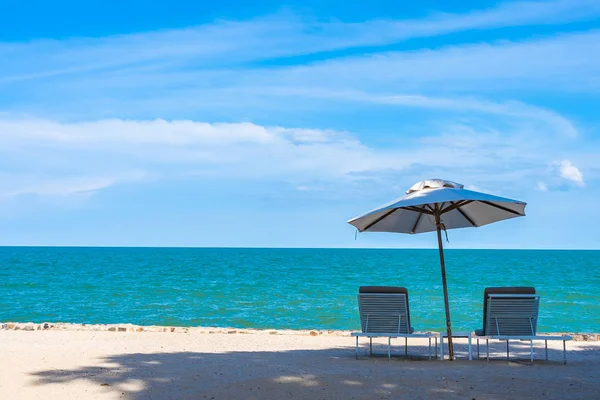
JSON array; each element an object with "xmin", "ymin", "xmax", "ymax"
[{"xmin": 1, "ymin": 325, "xmax": 599, "ymax": 400}]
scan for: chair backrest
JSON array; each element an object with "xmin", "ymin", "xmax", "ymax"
[
  {"xmin": 483, "ymin": 287, "xmax": 539, "ymax": 336},
  {"xmin": 358, "ymin": 286, "xmax": 412, "ymax": 334}
]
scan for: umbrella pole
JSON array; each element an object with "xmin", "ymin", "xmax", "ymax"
[{"xmin": 435, "ymin": 211, "xmax": 454, "ymax": 360}]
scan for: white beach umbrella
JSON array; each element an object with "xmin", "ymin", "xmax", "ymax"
[{"xmin": 347, "ymin": 179, "xmax": 526, "ymax": 359}]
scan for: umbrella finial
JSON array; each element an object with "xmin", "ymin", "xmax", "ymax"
[{"xmin": 406, "ymin": 179, "xmax": 464, "ymax": 194}]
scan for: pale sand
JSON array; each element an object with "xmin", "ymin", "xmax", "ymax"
[{"xmin": 1, "ymin": 329, "xmax": 599, "ymax": 400}]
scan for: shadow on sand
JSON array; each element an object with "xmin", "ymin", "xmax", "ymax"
[{"xmin": 29, "ymin": 340, "xmax": 599, "ymax": 399}]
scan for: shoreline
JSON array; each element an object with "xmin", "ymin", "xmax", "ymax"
[{"xmin": 2, "ymin": 321, "xmax": 598, "ymax": 341}]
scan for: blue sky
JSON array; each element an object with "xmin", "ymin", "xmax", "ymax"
[{"xmin": 0, "ymin": 0, "xmax": 599, "ymax": 248}]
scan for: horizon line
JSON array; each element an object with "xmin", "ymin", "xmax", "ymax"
[{"xmin": 0, "ymin": 245, "xmax": 598, "ymax": 251}]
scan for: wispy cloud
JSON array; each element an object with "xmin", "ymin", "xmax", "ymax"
[
  {"xmin": 280, "ymin": 90, "xmax": 579, "ymax": 137},
  {"xmin": 0, "ymin": 171, "xmax": 147, "ymax": 198},
  {"xmin": 9, "ymin": 176, "xmax": 122, "ymax": 197},
  {"xmin": 1, "ymin": 0, "xmax": 600, "ymax": 86},
  {"xmin": 0, "ymin": 0, "xmax": 597, "ymax": 204},
  {"xmin": 2, "ymin": 26, "xmax": 598, "ymax": 127},
  {"xmin": 266, "ymin": 30, "xmax": 600, "ymax": 95}
]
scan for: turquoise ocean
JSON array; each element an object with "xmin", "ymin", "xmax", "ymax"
[{"xmin": 1, "ymin": 247, "xmax": 598, "ymax": 332}]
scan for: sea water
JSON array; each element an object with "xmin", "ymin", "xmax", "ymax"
[{"xmin": 1, "ymin": 247, "xmax": 598, "ymax": 332}]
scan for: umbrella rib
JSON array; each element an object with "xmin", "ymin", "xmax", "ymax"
[
  {"xmin": 456, "ymin": 205, "xmax": 476, "ymax": 227},
  {"xmin": 480, "ymin": 200, "xmax": 523, "ymax": 216},
  {"xmin": 441, "ymin": 200, "xmax": 473, "ymax": 214},
  {"xmin": 361, "ymin": 208, "xmax": 399, "ymax": 231},
  {"xmin": 403, "ymin": 206, "xmax": 433, "ymax": 215},
  {"xmin": 410, "ymin": 212, "xmax": 424, "ymax": 234}
]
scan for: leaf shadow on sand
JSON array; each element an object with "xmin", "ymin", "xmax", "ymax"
[{"xmin": 29, "ymin": 340, "xmax": 599, "ymax": 400}]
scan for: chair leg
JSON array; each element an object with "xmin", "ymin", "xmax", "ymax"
[
  {"xmin": 506, "ymin": 340, "xmax": 509, "ymax": 361},
  {"xmin": 477, "ymin": 339, "xmax": 480, "ymax": 359},
  {"xmin": 545, "ymin": 340, "xmax": 548, "ymax": 361},
  {"xmin": 486, "ymin": 339, "xmax": 489, "ymax": 363},
  {"xmin": 563, "ymin": 340, "xmax": 567, "ymax": 365},
  {"xmin": 404, "ymin": 337, "xmax": 408, "ymax": 356},
  {"xmin": 370, "ymin": 338, "xmax": 372, "ymax": 356},
  {"xmin": 530, "ymin": 340, "xmax": 534, "ymax": 364},
  {"xmin": 388, "ymin": 337, "xmax": 391, "ymax": 361},
  {"xmin": 355, "ymin": 336, "xmax": 359, "ymax": 359},
  {"xmin": 440, "ymin": 334, "xmax": 444, "ymax": 361},
  {"xmin": 468, "ymin": 335, "xmax": 472, "ymax": 361},
  {"xmin": 428, "ymin": 337, "xmax": 431, "ymax": 360},
  {"xmin": 435, "ymin": 337, "xmax": 438, "ymax": 359}
]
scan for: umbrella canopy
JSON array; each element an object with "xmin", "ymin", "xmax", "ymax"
[
  {"xmin": 348, "ymin": 179, "xmax": 526, "ymax": 359},
  {"xmin": 349, "ymin": 179, "xmax": 526, "ymax": 234}
]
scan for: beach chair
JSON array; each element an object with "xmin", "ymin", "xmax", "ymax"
[
  {"xmin": 474, "ymin": 287, "xmax": 572, "ymax": 364},
  {"xmin": 351, "ymin": 286, "xmax": 438, "ymax": 360}
]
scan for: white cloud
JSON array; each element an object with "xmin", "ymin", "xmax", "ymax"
[
  {"xmin": 0, "ymin": 117, "xmax": 549, "ymax": 176},
  {"xmin": 536, "ymin": 182, "xmax": 549, "ymax": 191},
  {"xmin": 0, "ymin": 119, "xmax": 278, "ymax": 146},
  {"xmin": 0, "ymin": 118, "xmax": 408, "ymax": 197},
  {"xmin": 465, "ymin": 184, "xmax": 481, "ymax": 191},
  {"xmin": 0, "ymin": 116, "xmax": 594, "ymax": 201},
  {"xmin": 558, "ymin": 160, "xmax": 585, "ymax": 186}
]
